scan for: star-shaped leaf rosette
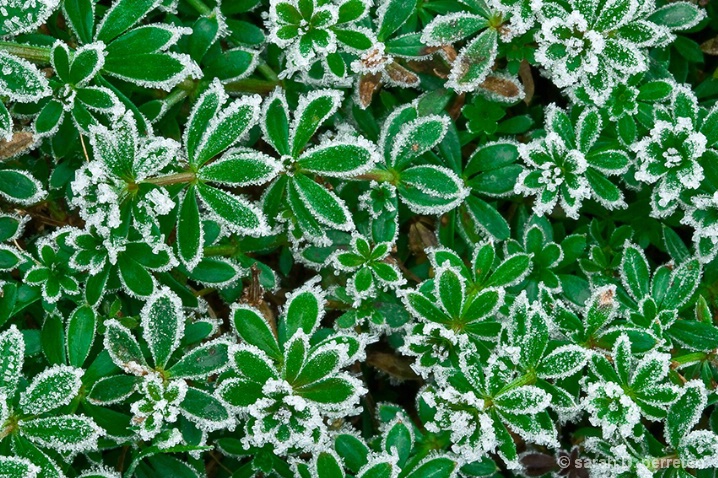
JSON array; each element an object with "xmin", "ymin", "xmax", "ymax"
[
  {"xmin": 514, "ymin": 104, "xmax": 630, "ymax": 219},
  {"xmin": 266, "ymin": 0, "xmax": 374, "ymax": 81},
  {"xmin": 534, "ymin": 0, "xmax": 704, "ymax": 104},
  {"xmin": 216, "ymin": 280, "xmax": 367, "ymax": 456}
]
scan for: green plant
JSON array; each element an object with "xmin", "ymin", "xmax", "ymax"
[{"xmin": 1, "ymin": 0, "xmax": 718, "ymax": 476}]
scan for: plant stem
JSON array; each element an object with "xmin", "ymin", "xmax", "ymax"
[
  {"xmin": 0, "ymin": 41, "xmax": 51, "ymax": 63},
  {"xmin": 672, "ymin": 352, "xmax": 708, "ymax": 366},
  {"xmin": 185, "ymin": 0, "xmax": 212, "ymax": 15},
  {"xmin": 257, "ymin": 61, "xmax": 279, "ymax": 82},
  {"xmin": 224, "ymin": 78, "xmax": 281, "ymax": 95},
  {"xmin": 144, "ymin": 171, "xmax": 196, "ymax": 186},
  {"xmin": 354, "ymin": 168, "xmax": 397, "ymax": 183},
  {"xmin": 497, "ymin": 370, "xmax": 537, "ymax": 396},
  {"xmin": 204, "ymin": 244, "xmax": 239, "ymax": 257}
]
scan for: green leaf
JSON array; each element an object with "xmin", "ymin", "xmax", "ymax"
[
  {"xmin": 103, "ymin": 319, "xmax": 148, "ymax": 371},
  {"xmin": 334, "ymin": 433, "xmax": 369, "ymax": 473},
  {"xmin": 291, "ymin": 90, "xmax": 343, "ymax": 156},
  {"xmin": 315, "ymin": 451, "xmax": 345, "ymax": 478},
  {"xmin": 177, "ymin": 188, "xmax": 203, "ymax": 269},
  {"xmin": 377, "ymin": 0, "xmax": 417, "ymax": 40},
  {"xmin": 0, "ymin": 456, "xmax": 41, "ymax": 477},
  {"xmin": 665, "ymin": 381, "xmax": 707, "ymax": 447},
  {"xmin": 87, "ymin": 374, "xmax": 139, "ymax": 404},
  {"xmin": 422, "ymin": 13, "xmax": 487, "ymax": 45},
  {"xmin": 103, "ymin": 51, "xmax": 198, "ymax": 91},
  {"xmin": 334, "ymin": 28, "xmax": 374, "ymax": 49},
  {"xmin": 185, "ymin": 256, "xmax": 242, "ymax": 285},
  {"xmin": 192, "ymin": 95, "xmax": 261, "ymax": 166},
  {"xmin": 196, "ymin": 182, "xmax": 267, "ymax": 234},
  {"xmin": 648, "ymin": 2, "xmax": 705, "ymax": 31},
  {"xmin": 20, "ymin": 416, "xmax": 101, "ymax": 452},
  {"xmin": 291, "ymin": 174, "xmax": 353, "ymax": 230},
  {"xmin": 70, "ymin": 43, "xmax": 105, "ymax": 85},
  {"xmin": 397, "ymin": 165, "xmax": 467, "ymax": 214},
  {"xmin": 537, "ymin": 345, "xmax": 588, "ymax": 379},
  {"xmin": 0, "ymin": 169, "xmax": 45, "ymax": 205},
  {"xmin": 391, "ymin": 115, "xmax": 448, "ymax": 169},
  {"xmin": 198, "ymin": 148, "xmax": 281, "ymax": 186},
  {"xmin": 357, "ymin": 462, "xmax": 395, "ymax": 478},
  {"xmin": 620, "ymin": 244, "xmax": 650, "ymax": 302},
  {"xmin": 168, "ymin": 339, "xmax": 230, "ymax": 379},
  {"xmin": 232, "ymin": 346, "xmax": 278, "ymax": 383},
  {"xmin": 403, "ymin": 456, "xmax": 458, "ymax": 478},
  {"xmin": 0, "ymin": 51, "xmax": 50, "ymax": 102},
  {"xmin": 41, "ymin": 313, "xmax": 66, "ymax": 365},
  {"xmin": 297, "ymin": 140, "xmax": 376, "ymax": 177},
  {"xmin": 96, "ymin": 0, "xmax": 163, "ymax": 42},
  {"xmin": 20, "ymin": 364, "xmax": 83, "ymax": 415},
  {"xmin": 66, "ymin": 305, "xmax": 96, "ymax": 367},
  {"xmin": 382, "ymin": 418, "xmax": 413, "ymax": 467},
  {"xmin": 0, "ymin": 325, "xmax": 24, "ymax": 397},
  {"xmin": 661, "ymin": 259, "xmax": 701, "ymax": 310},
  {"xmin": 190, "ymin": 14, "xmax": 221, "ymax": 62},
  {"xmin": 297, "ymin": 377, "xmax": 356, "ymax": 404},
  {"xmin": 231, "ymin": 304, "xmax": 281, "ymax": 358},
  {"xmin": 284, "ymin": 285, "xmax": 322, "ymax": 338},
  {"xmin": 63, "ymin": 0, "xmax": 95, "ymax": 43},
  {"xmin": 0, "ymin": 0, "xmax": 59, "ymax": 36},
  {"xmin": 464, "ymin": 141, "xmax": 519, "ymax": 177},
  {"xmin": 118, "ymin": 256, "xmax": 155, "ymax": 297},
  {"xmin": 338, "ymin": 0, "xmax": 368, "ymax": 23},
  {"xmin": 179, "ymin": 386, "xmax": 231, "ymax": 430},
  {"xmin": 141, "ymin": 288, "xmax": 183, "ymax": 368},
  {"xmin": 667, "ymin": 320, "xmax": 718, "ymax": 351},
  {"xmin": 34, "ymin": 99, "xmax": 65, "ymax": 137},
  {"xmin": 261, "ymin": 89, "xmax": 291, "ymax": 155},
  {"xmin": 449, "ymin": 28, "xmax": 497, "ymax": 91}
]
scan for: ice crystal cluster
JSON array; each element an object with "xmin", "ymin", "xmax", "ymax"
[{"xmin": 1, "ymin": 0, "xmax": 718, "ymax": 476}]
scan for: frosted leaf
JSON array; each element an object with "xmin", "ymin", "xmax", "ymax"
[
  {"xmin": 103, "ymin": 319, "xmax": 150, "ymax": 374},
  {"xmin": 0, "ymin": 324, "xmax": 24, "ymax": 398},
  {"xmin": 446, "ymin": 28, "xmax": 499, "ymax": 94},
  {"xmin": 665, "ymin": 380, "xmax": 707, "ymax": 447},
  {"xmin": 0, "ymin": 168, "xmax": 46, "ymax": 206},
  {"xmin": 0, "ymin": 0, "xmax": 60, "ymax": 36},
  {"xmin": 178, "ymin": 386, "xmax": 235, "ymax": 432},
  {"xmin": 397, "ymin": 165, "xmax": 469, "ymax": 215},
  {"xmin": 192, "ymin": 93, "xmax": 262, "ymax": 166},
  {"xmin": 20, "ymin": 415, "xmax": 104, "ymax": 453},
  {"xmin": 20, "ymin": 364, "xmax": 83, "ymax": 416},
  {"xmin": 536, "ymin": 344, "xmax": 588, "ymax": 379},
  {"xmin": 296, "ymin": 136, "xmax": 379, "ymax": 178},
  {"xmin": 583, "ymin": 381, "xmax": 641, "ymax": 438},
  {"xmin": 197, "ymin": 147, "xmax": 282, "ymax": 187},
  {"xmin": 283, "ymin": 278, "xmax": 326, "ymax": 337},
  {"xmin": 489, "ymin": 0, "xmax": 541, "ymax": 38},
  {"xmin": 420, "ymin": 13, "xmax": 489, "ymax": 47},
  {"xmin": 679, "ymin": 430, "xmax": 718, "ymax": 469},
  {"xmin": 0, "ymin": 51, "xmax": 51, "ymax": 102},
  {"xmin": 104, "ymin": 51, "xmax": 201, "ymax": 91},
  {"xmin": 389, "ymin": 115, "xmax": 449, "ymax": 168},
  {"xmin": 140, "ymin": 287, "xmax": 184, "ymax": 368},
  {"xmin": 130, "ymin": 375, "xmax": 188, "ymax": 441},
  {"xmin": 70, "ymin": 42, "xmax": 107, "ymax": 87},
  {"xmin": 289, "ymin": 89, "xmax": 344, "ymax": 155},
  {"xmin": 0, "ymin": 456, "xmax": 40, "ymax": 478},
  {"xmin": 534, "ymin": 0, "xmax": 670, "ymax": 104},
  {"xmin": 634, "ymin": 114, "xmax": 706, "ymax": 217},
  {"xmin": 133, "ymin": 136, "xmax": 181, "ymax": 181},
  {"xmin": 495, "ymin": 386, "xmax": 552, "ymax": 414}
]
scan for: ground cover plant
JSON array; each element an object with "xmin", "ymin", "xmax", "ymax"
[{"xmin": 1, "ymin": 0, "xmax": 718, "ymax": 476}]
